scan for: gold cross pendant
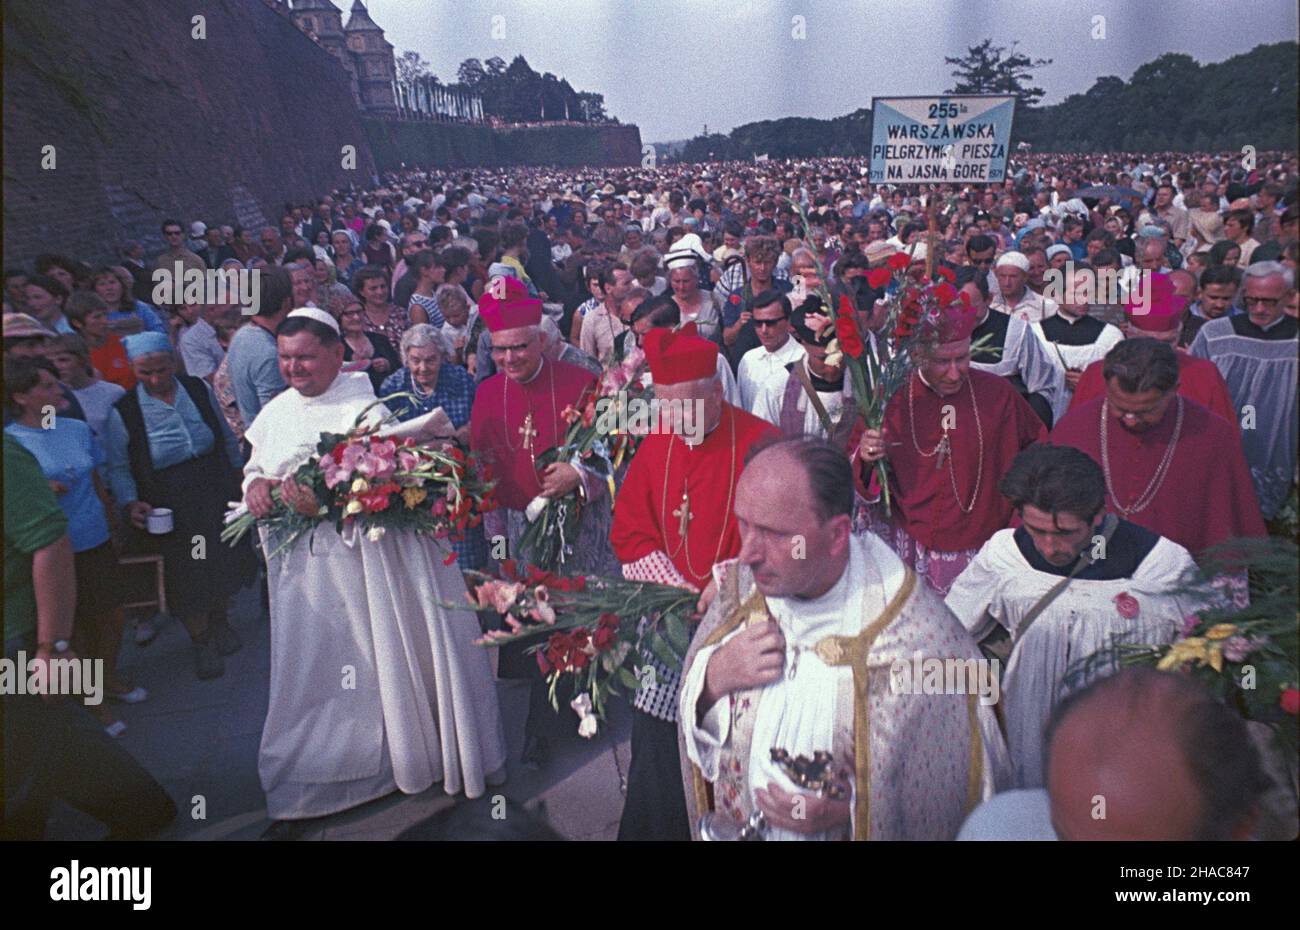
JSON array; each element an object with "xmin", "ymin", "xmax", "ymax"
[
  {"xmin": 672, "ymin": 488, "xmax": 693, "ymax": 539},
  {"xmin": 935, "ymin": 433, "xmax": 950, "ymax": 471},
  {"xmin": 519, "ymin": 413, "xmax": 537, "ymax": 451}
]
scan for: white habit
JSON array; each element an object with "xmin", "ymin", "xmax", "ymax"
[
  {"xmin": 945, "ymin": 525, "xmax": 1200, "ymax": 789},
  {"xmin": 243, "ymin": 371, "xmax": 506, "ymax": 820}
]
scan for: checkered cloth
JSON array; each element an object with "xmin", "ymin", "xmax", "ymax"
[{"xmin": 623, "ymin": 550, "xmax": 696, "ymax": 722}]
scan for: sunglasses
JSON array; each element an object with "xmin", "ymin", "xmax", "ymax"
[{"xmin": 753, "ymin": 317, "xmax": 787, "ymax": 329}]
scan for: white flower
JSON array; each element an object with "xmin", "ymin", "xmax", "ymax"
[
  {"xmin": 570, "ymin": 693, "xmax": 593, "ymax": 717},
  {"xmin": 577, "ymin": 714, "xmax": 599, "ymax": 739},
  {"xmin": 366, "ymin": 526, "xmax": 386, "ymax": 542},
  {"xmin": 524, "ymin": 495, "xmax": 549, "ymax": 522}
]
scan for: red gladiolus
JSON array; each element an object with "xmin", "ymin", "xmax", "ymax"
[
  {"xmin": 592, "ymin": 613, "xmax": 620, "ymax": 651},
  {"xmin": 934, "ymin": 282, "xmax": 959, "ymax": 307},
  {"xmin": 936, "ymin": 265, "xmax": 956, "ymax": 283},
  {"xmin": 959, "ymin": 291, "xmax": 971, "ymax": 308},
  {"xmin": 1281, "ymin": 687, "xmax": 1300, "ymax": 715},
  {"xmin": 835, "ymin": 316, "xmax": 865, "ymax": 359},
  {"xmin": 867, "ymin": 268, "xmax": 892, "ymax": 289},
  {"xmin": 886, "ymin": 253, "xmax": 910, "ymax": 271},
  {"xmin": 442, "ymin": 551, "xmax": 458, "ymax": 565},
  {"xmin": 837, "ymin": 294, "xmax": 855, "ymax": 318}
]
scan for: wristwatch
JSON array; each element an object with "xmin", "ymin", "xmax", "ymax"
[{"xmin": 38, "ymin": 639, "xmax": 70, "ymax": 653}]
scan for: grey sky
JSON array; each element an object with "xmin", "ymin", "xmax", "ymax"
[{"xmin": 366, "ymin": 0, "xmax": 1299, "ymax": 142}]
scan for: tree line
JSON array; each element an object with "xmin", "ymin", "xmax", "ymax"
[
  {"xmin": 671, "ymin": 41, "xmax": 1297, "ymax": 159},
  {"xmin": 395, "ymin": 51, "xmax": 613, "ymax": 124}
]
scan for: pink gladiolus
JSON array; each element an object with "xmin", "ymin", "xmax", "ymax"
[
  {"xmin": 490, "ymin": 582, "xmax": 525, "ymax": 615},
  {"xmin": 397, "ymin": 450, "xmax": 420, "ymax": 472},
  {"xmin": 1180, "ymin": 614, "xmax": 1200, "ymax": 637}
]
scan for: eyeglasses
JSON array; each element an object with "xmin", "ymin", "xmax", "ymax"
[
  {"xmin": 1243, "ymin": 296, "xmax": 1280, "ymax": 308},
  {"xmin": 753, "ymin": 317, "xmax": 787, "ymax": 329}
]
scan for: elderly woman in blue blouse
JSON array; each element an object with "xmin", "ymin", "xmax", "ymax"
[
  {"xmin": 380, "ymin": 324, "xmax": 485, "ymax": 569},
  {"xmin": 103, "ymin": 332, "xmax": 256, "ymax": 681},
  {"xmin": 4, "ymin": 356, "xmax": 143, "ymax": 735}
]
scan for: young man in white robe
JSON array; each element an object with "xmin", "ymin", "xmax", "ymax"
[
  {"xmin": 679, "ymin": 437, "xmax": 1009, "ymax": 840},
  {"xmin": 1030, "ymin": 266, "xmax": 1123, "ymax": 400},
  {"xmin": 945, "ymin": 444, "xmax": 1202, "ymax": 790},
  {"xmin": 242, "ymin": 308, "xmax": 506, "ymax": 834}
]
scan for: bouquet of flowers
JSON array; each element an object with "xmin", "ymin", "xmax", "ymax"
[
  {"xmin": 1073, "ymin": 538, "xmax": 1299, "ymax": 758},
  {"xmin": 463, "ymin": 561, "xmax": 697, "ymax": 736},
  {"xmin": 222, "ymin": 396, "xmax": 498, "ymax": 560},
  {"xmin": 794, "ymin": 202, "xmax": 992, "ymax": 514},
  {"xmin": 517, "ymin": 346, "xmax": 651, "ymax": 571}
]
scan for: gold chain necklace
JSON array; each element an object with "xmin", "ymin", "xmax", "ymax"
[
  {"xmin": 660, "ymin": 406, "xmax": 737, "ymax": 579},
  {"xmin": 1100, "ymin": 396, "xmax": 1183, "ymax": 516},
  {"xmin": 906, "ymin": 374, "xmax": 986, "ymax": 514}
]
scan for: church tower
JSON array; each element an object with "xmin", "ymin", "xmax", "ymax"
[
  {"xmin": 289, "ymin": 0, "xmax": 361, "ymax": 104},
  {"xmin": 344, "ymin": 0, "xmax": 397, "ymax": 115}
]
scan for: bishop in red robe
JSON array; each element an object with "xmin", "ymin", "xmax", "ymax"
[
  {"xmin": 468, "ymin": 275, "xmax": 615, "ymax": 769},
  {"xmin": 858, "ymin": 291, "xmax": 1046, "ymax": 594},
  {"xmin": 1050, "ymin": 337, "xmax": 1266, "ymax": 558},
  {"xmin": 1067, "ymin": 277, "xmax": 1238, "ymax": 433},
  {"xmin": 609, "ymin": 322, "xmax": 778, "ymax": 842}
]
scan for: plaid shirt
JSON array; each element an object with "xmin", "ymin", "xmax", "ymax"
[
  {"xmin": 379, "ymin": 364, "xmax": 484, "ymax": 568},
  {"xmin": 713, "ymin": 264, "xmax": 791, "ymax": 327}
]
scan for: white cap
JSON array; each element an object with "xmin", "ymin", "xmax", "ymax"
[
  {"xmin": 286, "ymin": 306, "xmax": 340, "ymax": 334},
  {"xmin": 1046, "ymin": 244, "xmax": 1073, "ymax": 260},
  {"xmin": 996, "ymin": 251, "xmax": 1030, "ymax": 272},
  {"xmin": 190, "ymin": 221, "xmax": 207, "ymax": 237}
]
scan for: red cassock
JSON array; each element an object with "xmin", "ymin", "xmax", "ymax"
[
  {"xmin": 469, "ymin": 357, "xmax": 597, "ymax": 511},
  {"xmin": 874, "ymin": 370, "xmax": 1046, "ymax": 552},
  {"xmin": 1050, "ymin": 396, "xmax": 1266, "ymax": 556},
  {"xmin": 1068, "ymin": 352, "xmax": 1239, "ymax": 434},
  {"xmin": 610, "ymin": 403, "xmax": 779, "ymax": 590}
]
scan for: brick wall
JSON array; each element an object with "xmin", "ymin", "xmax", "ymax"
[{"xmin": 2, "ymin": 0, "xmax": 378, "ymax": 268}]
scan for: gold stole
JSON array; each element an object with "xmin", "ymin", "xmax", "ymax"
[{"xmin": 690, "ymin": 568, "xmax": 986, "ymax": 840}]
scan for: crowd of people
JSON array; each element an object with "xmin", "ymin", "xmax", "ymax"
[{"xmin": 4, "ymin": 147, "xmax": 1297, "ymax": 841}]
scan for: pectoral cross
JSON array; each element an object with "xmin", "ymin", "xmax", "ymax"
[
  {"xmin": 935, "ymin": 432, "xmax": 951, "ymax": 471},
  {"xmin": 672, "ymin": 488, "xmax": 693, "ymax": 539},
  {"xmin": 519, "ymin": 413, "xmax": 537, "ymax": 461}
]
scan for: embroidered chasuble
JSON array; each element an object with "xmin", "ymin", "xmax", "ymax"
[{"xmin": 679, "ymin": 534, "xmax": 1009, "ymax": 841}]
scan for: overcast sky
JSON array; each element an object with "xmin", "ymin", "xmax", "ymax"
[{"xmin": 365, "ymin": 0, "xmax": 1299, "ymax": 142}]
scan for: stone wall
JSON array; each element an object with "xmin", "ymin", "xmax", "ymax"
[{"xmin": 2, "ymin": 0, "xmax": 377, "ymax": 267}]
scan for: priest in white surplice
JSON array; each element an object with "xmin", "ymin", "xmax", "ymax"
[
  {"xmin": 679, "ymin": 437, "xmax": 1009, "ymax": 840},
  {"xmin": 945, "ymin": 444, "xmax": 1203, "ymax": 789},
  {"xmin": 242, "ymin": 308, "xmax": 506, "ymax": 827}
]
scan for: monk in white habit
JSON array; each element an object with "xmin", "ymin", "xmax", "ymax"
[
  {"xmin": 679, "ymin": 437, "xmax": 1009, "ymax": 840},
  {"xmin": 945, "ymin": 444, "xmax": 1202, "ymax": 789},
  {"xmin": 242, "ymin": 308, "xmax": 506, "ymax": 835}
]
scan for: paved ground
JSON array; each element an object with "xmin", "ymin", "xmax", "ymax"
[{"xmin": 46, "ymin": 582, "xmax": 632, "ymax": 841}]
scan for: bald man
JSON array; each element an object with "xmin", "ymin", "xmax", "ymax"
[{"xmin": 959, "ymin": 668, "xmax": 1269, "ymax": 840}]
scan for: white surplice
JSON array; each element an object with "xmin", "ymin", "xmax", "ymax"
[
  {"xmin": 945, "ymin": 528, "xmax": 1200, "ymax": 789},
  {"xmin": 681, "ymin": 532, "xmax": 1009, "ymax": 840},
  {"xmin": 243, "ymin": 371, "xmax": 506, "ymax": 820}
]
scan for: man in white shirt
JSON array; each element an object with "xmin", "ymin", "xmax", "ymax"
[
  {"xmin": 990, "ymin": 251, "xmax": 1059, "ymax": 323},
  {"xmin": 177, "ymin": 303, "xmax": 230, "ymax": 383},
  {"xmin": 736, "ymin": 289, "xmax": 805, "ymax": 414}
]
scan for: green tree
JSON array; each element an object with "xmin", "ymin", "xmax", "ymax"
[
  {"xmin": 396, "ymin": 50, "xmax": 432, "ymax": 85},
  {"xmin": 945, "ymin": 39, "xmax": 1052, "ymax": 106}
]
